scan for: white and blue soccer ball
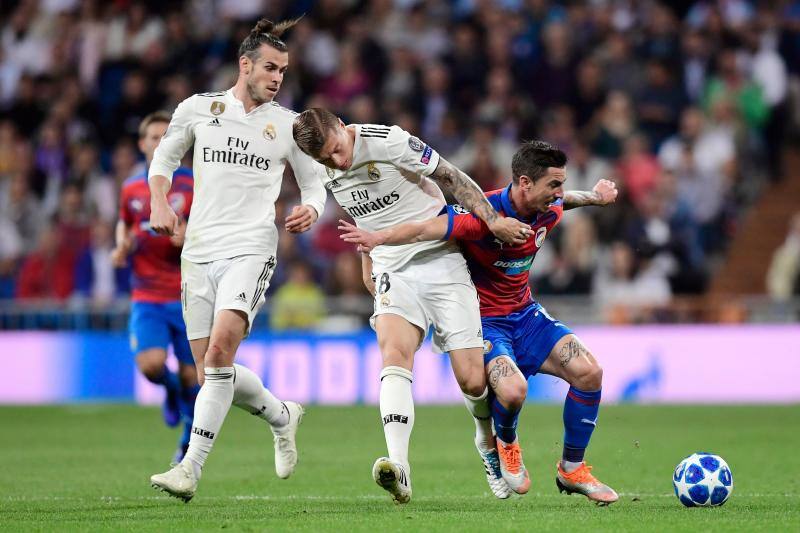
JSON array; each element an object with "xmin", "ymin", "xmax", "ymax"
[{"xmin": 673, "ymin": 452, "xmax": 733, "ymax": 507}]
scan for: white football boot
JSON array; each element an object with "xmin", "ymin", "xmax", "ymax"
[
  {"xmin": 372, "ymin": 457, "xmax": 412, "ymax": 504},
  {"xmin": 150, "ymin": 461, "xmax": 198, "ymax": 503},
  {"xmin": 270, "ymin": 401, "xmax": 304, "ymax": 479},
  {"xmin": 476, "ymin": 444, "xmax": 512, "ymax": 499}
]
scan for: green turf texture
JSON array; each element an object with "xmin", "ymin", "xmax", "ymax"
[{"xmin": 0, "ymin": 404, "xmax": 797, "ymax": 531}]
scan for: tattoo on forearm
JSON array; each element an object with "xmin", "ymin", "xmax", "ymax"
[
  {"xmin": 563, "ymin": 190, "xmax": 600, "ymax": 210},
  {"xmin": 559, "ymin": 339, "xmax": 589, "ymax": 367},
  {"xmin": 430, "ymin": 159, "xmax": 498, "ymax": 224},
  {"xmin": 488, "ymin": 358, "xmax": 516, "ymax": 389}
]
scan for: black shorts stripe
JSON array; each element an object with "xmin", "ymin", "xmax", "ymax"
[{"xmin": 250, "ymin": 263, "xmax": 270, "ymax": 311}]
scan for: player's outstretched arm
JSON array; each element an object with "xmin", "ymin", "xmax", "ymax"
[
  {"xmin": 338, "ymin": 215, "xmax": 448, "ymax": 253},
  {"xmin": 429, "ymin": 157, "xmax": 529, "ymax": 244},
  {"xmin": 563, "ymin": 178, "xmax": 618, "ymax": 210}
]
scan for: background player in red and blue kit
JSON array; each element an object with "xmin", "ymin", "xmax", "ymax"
[
  {"xmin": 111, "ymin": 112, "xmax": 197, "ymax": 463},
  {"xmin": 339, "ymin": 141, "xmax": 620, "ymax": 504}
]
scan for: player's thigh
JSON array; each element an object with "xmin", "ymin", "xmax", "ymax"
[
  {"xmin": 214, "ymin": 254, "xmax": 276, "ymax": 338},
  {"xmin": 135, "ymin": 347, "xmax": 168, "ymax": 379},
  {"xmin": 512, "ymin": 304, "xmax": 574, "ymax": 378},
  {"xmin": 375, "ymin": 313, "xmax": 423, "ymax": 370},
  {"xmin": 448, "ymin": 346, "xmax": 486, "ymax": 395},
  {"xmin": 538, "ymin": 334, "xmax": 602, "ymax": 390},
  {"xmin": 422, "ymin": 280, "xmax": 483, "ymax": 355},
  {"xmin": 181, "ymin": 259, "xmax": 216, "ymax": 342},
  {"xmin": 371, "ymin": 271, "xmax": 427, "ymax": 369}
]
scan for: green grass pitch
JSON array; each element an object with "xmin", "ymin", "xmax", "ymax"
[{"xmin": 1, "ymin": 404, "xmax": 798, "ymax": 531}]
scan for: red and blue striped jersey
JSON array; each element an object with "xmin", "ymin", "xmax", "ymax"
[
  {"xmin": 443, "ymin": 185, "xmax": 563, "ymax": 316},
  {"xmin": 119, "ymin": 167, "xmax": 193, "ymax": 303}
]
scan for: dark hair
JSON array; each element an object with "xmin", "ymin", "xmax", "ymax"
[
  {"xmin": 138, "ymin": 111, "xmax": 172, "ymax": 138},
  {"xmin": 511, "ymin": 140, "xmax": 567, "ymax": 184},
  {"xmin": 292, "ymin": 107, "xmax": 341, "ymax": 158},
  {"xmin": 238, "ymin": 17, "xmax": 300, "ymax": 59}
]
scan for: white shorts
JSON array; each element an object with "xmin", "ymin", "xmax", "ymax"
[
  {"xmin": 369, "ymin": 264, "xmax": 483, "ymax": 354},
  {"xmin": 181, "ymin": 254, "xmax": 276, "ymax": 340}
]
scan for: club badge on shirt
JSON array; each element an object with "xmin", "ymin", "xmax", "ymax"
[
  {"xmin": 367, "ymin": 162, "xmax": 381, "ymax": 181},
  {"xmin": 263, "ymin": 123, "xmax": 276, "ymax": 141},
  {"xmin": 210, "ymin": 101, "xmax": 225, "ymax": 115}
]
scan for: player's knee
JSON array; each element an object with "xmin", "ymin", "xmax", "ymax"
[
  {"xmin": 458, "ymin": 373, "xmax": 487, "ymax": 397},
  {"xmin": 136, "ymin": 353, "xmax": 165, "ymax": 381},
  {"xmin": 497, "ymin": 378, "xmax": 527, "ymax": 410},
  {"xmin": 572, "ymin": 361, "xmax": 603, "ymax": 391},
  {"xmin": 205, "ymin": 336, "xmax": 236, "ymax": 367}
]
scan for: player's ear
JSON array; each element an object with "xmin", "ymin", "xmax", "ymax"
[
  {"xmin": 519, "ymin": 175, "xmax": 531, "ymax": 189},
  {"xmin": 239, "ymin": 55, "xmax": 251, "ymax": 75},
  {"xmin": 338, "ymin": 118, "xmax": 345, "ymax": 129}
]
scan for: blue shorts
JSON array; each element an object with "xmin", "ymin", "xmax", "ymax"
[
  {"xmin": 129, "ymin": 301, "xmax": 194, "ymax": 365},
  {"xmin": 481, "ymin": 302, "xmax": 572, "ymax": 378}
]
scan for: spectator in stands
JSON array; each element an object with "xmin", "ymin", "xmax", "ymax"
[
  {"xmin": 270, "ymin": 259, "xmax": 326, "ymax": 331},
  {"xmin": 73, "ymin": 219, "xmax": 127, "ymax": 307},
  {"xmin": 16, "ymin": 223, "xmax": 74, "ymax": 300},
  {"xmin": 0, "ymin": 171, "xmax": 42, "ymax": 253}
]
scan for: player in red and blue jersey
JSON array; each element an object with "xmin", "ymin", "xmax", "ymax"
[
  {"xmin": 339, "ymin": 141, "xmax": 620, "ymax": 504},
  {"xmin": 111, "ymin": 111, "xmax": 197, "ymax": 464}
]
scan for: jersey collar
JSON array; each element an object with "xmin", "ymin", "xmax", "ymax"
[
  {"xmin": 225, "ymin": 88, "xmax": 271, "ymax": 115},
  {"xmin": 500, "ymin": 184, "xmax": 536, "ymax": 224}
]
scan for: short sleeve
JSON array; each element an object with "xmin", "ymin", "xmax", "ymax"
[
  {"xmin": 443, "ymin": 204, "xmax": 489, "ymax": 241},
  {"xmin": 384, "ymin": 126, "xmax": 440, "ymax": 177}
]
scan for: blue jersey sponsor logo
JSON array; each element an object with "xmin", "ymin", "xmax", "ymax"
[{"xmin": 492, "ymin": 255, "xmax": 534, "ymax": 274}]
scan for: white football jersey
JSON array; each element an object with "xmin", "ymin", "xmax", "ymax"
[
  {"xmin": 325, "ymin": 124, "xmax": 466, "ymax": 276},
  {"xmin": 149, "ymin": 89, "xmax": 327, "ymax": 263}
]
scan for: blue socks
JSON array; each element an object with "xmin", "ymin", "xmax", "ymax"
[
  {"xmin": 562, "ymin": 387, "xmax": 601, "ymax": 463},
  {"xmin": 491, "ymin": 395, "xmax": 521, "ymax": 444}
]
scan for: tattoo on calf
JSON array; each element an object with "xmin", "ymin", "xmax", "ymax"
[
  {"xmin": 559, "ymin": 339, "xmax": 588, "ymax": 367},
  {"xmin": 488, "ymin": 358, "xmax": 515, "ymax": 389}
]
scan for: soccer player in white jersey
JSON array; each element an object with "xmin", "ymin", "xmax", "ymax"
[
  {"xmin": 147, "ymin": 18, "xmax": 327, "ymax": 502},
  {"xmin": 292, "ymin": 108, "xmax": 531, "ymax": 503}
]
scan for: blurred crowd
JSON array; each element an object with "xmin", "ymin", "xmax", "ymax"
[{"xmin": 1, "ymin": 0, "xmax": 800, "ymax": 328}]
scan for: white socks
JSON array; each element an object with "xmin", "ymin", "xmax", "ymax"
[
  {"xmin": 379, "ymin": 366, "xmax": 414, "ymax": 471},
  {"xmin": 182, "ymin": 367, "xmax": 234, "ymax": 478},
  {"xmin": 463, "ymin": 387, "xmax": 494, "ymax": 452},
  {"xmin": 232, "ymin": 363, "xmax": 289, "ymax": 427}
]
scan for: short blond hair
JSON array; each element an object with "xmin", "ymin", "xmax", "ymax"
[{"xmin": 138, "ymin": 111, "xmax": 172, "ymax": 139}]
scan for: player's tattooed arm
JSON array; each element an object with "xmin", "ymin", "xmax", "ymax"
[
  {"xmin": 338, "ymin": 216, "xmax": 448, "ymax": 252},
  {"xmin": 563, "ymin": 179, "xmax": 618, "ymax": 210},
  {"xmin": 558, "ymin": 338, "xmax": 589, "ymax": 367},
  {"xmin": 430, "ymin": 158, "xmax": 529, "ymax": 244}
]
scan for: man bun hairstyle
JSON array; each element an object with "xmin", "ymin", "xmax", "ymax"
[
  {"xmin": 238, "ymin": 17, "xmax": 300, "ymax": 59},
  {"xmin": 511, "ymin": 140, "xmax": 568, "ymax": 184},
  {"xmin": 292, "ymin": 107, "xmax": 341, "ymax": 159}
]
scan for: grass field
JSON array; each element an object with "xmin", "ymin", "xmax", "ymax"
[{"xmin": 0, "ymin": 404, "xmax": 798, "ymax": 531}]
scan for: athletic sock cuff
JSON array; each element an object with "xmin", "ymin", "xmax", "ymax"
[
  {"xmin": 204, "ymin": 367, "xmax": 235, "ymax": 381},
  {"xmin": 463, "ymin": 386, "xmax": 489, "ymax": 402},
  {"xmin": 380, "ymin": 366, "xmax": 413, "ymax": 383},
  {"xmin": 567, "ymin": 386, "xmax": 601, "ymax": 405}
]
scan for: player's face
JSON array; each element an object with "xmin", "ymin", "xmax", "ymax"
[
  {"xmin": 138, "ymin": 121, "xmax": 168, "ymax": 164},
  {"xmin": 317, "ymin": 122, "xmax": 354, "ymax": 170},
  {"xmin": 522, "ymin": 167, "xmax": 565, "ymax": 213},
  {"xmin": 244, "ymin": 45, "xmax": 289, "ymax": 104}
]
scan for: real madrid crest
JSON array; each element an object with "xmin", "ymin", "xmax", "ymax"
[
  {"xmin": 380, "ymin": 294, "xmax": 391, "ymax": 307},
  {"xmin": 263, "ymin": 123, "xmax": 276, "ymax": 141},
  {"xmin": 210, "ymin": 101, "xmax": 225, "ymax": 115},
  {"xmin": 367, "ymin": 162, "xmax": 381, "ymax": 181}
]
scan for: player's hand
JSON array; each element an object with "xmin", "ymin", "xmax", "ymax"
[
  {"xmin": 169, "ymin": 218, "xmax": 186, "ymax": 247},
  {"xmin": 338, "ymin": 219, "xmax": 382, "ymax": 253},
  {"xmin": 150, "ymin": 200, "xmax": 178, "ymax": 236},
  {"xmin": 285, "ymin": 205, "xmax": 318, "ymax": 233},
  {"xmin": 488, "ymin": 216, "xmax": 531, "ymax": 245},
  {"xmin": 593, "ymin": 179, "xmax": 618, "ymax": 205},
  {"xmin": 110, "ymin": 245, "xmax": 129, "ymax": 268}
]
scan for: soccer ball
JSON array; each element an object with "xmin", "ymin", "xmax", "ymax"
[{"xmin": 673, "ymin": 452, "xmax": 733, "ymax": 507}]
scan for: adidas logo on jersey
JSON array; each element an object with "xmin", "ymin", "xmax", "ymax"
[
  {"xmin": 207, "ymin": 118, "xmax": 222, "ymax": 127},
  {"xmin": 234, "ymin": 292, "xmax": 247, "ymax": 303}
]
